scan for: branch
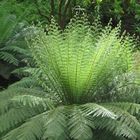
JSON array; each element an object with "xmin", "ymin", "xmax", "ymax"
[
  {"xmin": 59, "ymin": 0, "xmax": 71, "ymax": 28},
  {"xmin": 58, "ymin": 0, "xmax": 63, "ymax": 24}
]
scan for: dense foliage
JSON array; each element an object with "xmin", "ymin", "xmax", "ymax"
[
  {"xmin": 96, "ymin": 0, "xmax": 140, "ymax": 35},
  {"xmin": 0, "ymin": 0, "xmax": 140, "ymax": 139},
  {"xmin": 0, "ymin": 15, "xmax": 140, "ymax": 140},
  {"xmin": 1, "ymin": 0, "xmax": 140, "ymax": 36},
  {"xmin": 0, "ymin": 6, "xmax": 32, "ymax": 89}
]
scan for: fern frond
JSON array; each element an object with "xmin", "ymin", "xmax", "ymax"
[
  {"xmin": 9, "ymin": 77, "xmax": 38, "ymax": 88},
  {"xmin": 0, "ymin": 52, "xmax": 19, "ymax": 65},
  {"xmin": 1, "ymin": 46, "xmax": 29, "ymax": 57},
  {"xmin": 68, "ymin": 106, "xmax": 94, "ymax": 140},
  {"xmin": 0, "ymin": 87, "xmax": 48, "ymax": 114},
  {"xmin": 93, "ymin": 117, "xmax": 138, "ymax": 140},
  {"xmin": 103, "ymin": 104, "xmax": 140, "ymax": 137},
  {"xmin": 11, "ymin": 95, "xmax": 55, "ymax": 109},
  {"xmin": 43, "ymin": 107, "xmax": 68, "ymax": 140},
  {"xmin": 103, "ymin": 102, "xmax": 140, "ymax": 115},
  {"xmin": 1, "ymin": 113, "xmax": 45, "ymax": 140},
  {"xmin": 0, "ymin": 107, "xmax": 44, "ymax": 134},
  {"xmin": 30, "ymin": 14, "xmax": 135, "ymax": 104},
  {"xmin": 81, "ymin": 103, "xmax": 116, "ymax": 119}
]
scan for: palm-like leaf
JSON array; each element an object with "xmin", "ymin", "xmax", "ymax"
[{"xmin": 0, "ymin": 14, "xmax": 140, "ymax": 140}]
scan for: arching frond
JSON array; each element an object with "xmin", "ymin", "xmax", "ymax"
[
  {"xmin": 80, "ymin": 103, "xmax": 116, "ymax": 119},
  {"xmin": 30, "ymin": 14, "xmax": 135, "ymax": 104},
  {"xmin": 9, "ymin": 77, "xmax": 38, "ymax": 88},
  {"xmin": 0, "ymin": 87, "xmax": 48, "ymax": 115},
  {"xmin": 43, "ymin": 107, "xmax": 68, "ymax": 140},
  {"xmin": 0, "ymin": 52, "xmax": 19, "ymax": 65},
  {"xmin": 12, "ymin": 95, "xmax": 55, "ymax": 109},
  {"xmin": 102, "ymin": 104, "xmax": 140, "ymax": 137},
  {"xmin": 93, "ymin": 117, "xmax": 138, "ymax": 140},
  {"xmin": 1, "ymin": 114, "xmax": 45, "ymax": 140},
  {"xmin": 68, "ymin": 106, "xmax": 94, "ymax": 140},
  {"xmin": 0, "ymin": 107, "xmax": 43, "ymax": 134},
  {"xmin": 103, "ymin": 102, "xmax": 140, "ymax": 115}
]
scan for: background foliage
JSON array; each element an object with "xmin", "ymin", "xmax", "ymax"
[{"xmin": 1, "ymin": 0, "xmax": 140, "ymax": 34}]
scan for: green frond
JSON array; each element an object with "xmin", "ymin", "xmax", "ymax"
[
  {"xmin": 109, "ymin": 72, "xmax": 140, "ymax": 102},
  {"xmin": 43, "ymin": 107, "xmax": 68, "ymax": 140},
  {"xmin": 0, "ymin": 87, "xmax": 48, "ymax": 114},
  {"xmin": 102, "ymin": 104, "xmax": 140, "ymax": 137},
  {"xmin": 12, "ymin": 67, "xmax": 51, "ymax": 91},
  {"xmin": 9, "ymin": 77, "xmax": 38, "ymax": 88},
  {"xmin": 0, "ymin": 107, "xmax": 41, "ymax": 134},
  {"xmin": 1, "ymin": 46, "xmax": 29, "ymax": 56},
  {"xmin": 0, "ymin": 6, "xmax": 30, "ymax": 79},
  {"xmin": 0, "ymin": 87, "xmax": 46, "ymax": 99},
  {"xmin": 0, "ymin": 7, "xmax": 17, "ymax": 47},
  {"xmin": 30, "ymin": 14, "xmax": 135, "ymax": 104},
  {"xmin": 0, "ymin": 51, "xmax": 19, "ymax": 65},
  {"xmin": 81, "ymin": 103, "xmax": 116, "ymax": 119},
  {"xmin": 11, "ymin": 95, "xmax": 55, "ymax": 109},
  {"xmin": 103, "ymin": 102, "xmax": 140, "ymax": 115},
  {"xmin": 0, "ymin": 12, "xmax": 17, "ymax": 44},
  {"xmin": 1, "ymin": 114, "xmax": 45, "ymax": 140},
  {"xmin": 11, "ymin": 67, "xmax": 38, "ymax": 78},
  {"xmin": 93, "ymin": 129, "xmax": 128, "ymax": 140},
  {"xmin": 68, "ymin": 106, "xmax": 94, "ymax": 140},
  {"xmin": 67, "ymin": 103, "xmax": 116, "ymax": 140},
  {"xmin": 68, "ymin": 103, "xmax": 138, "ymax": 139},
  {"xmin": 93, "ymin": 117, "xmax": 138, "ymax": 140},
  {"xmin": 0, "ymin": 100, "xmax": 12, "ymax": 115}
]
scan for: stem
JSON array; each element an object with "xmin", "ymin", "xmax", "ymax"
[
  {"xmin": 50, "ymin": 0, "xmax": 55, "ymax": 16},
  {"xmin": 34, "ymin": 0, "xmax": 50, "ymax": 23}
]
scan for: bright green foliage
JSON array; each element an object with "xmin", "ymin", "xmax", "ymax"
[
  {"xmin": 30, "ymin": 15, "xmax": 135, "ymax": 104},
  {"xmin": 0, "ymin": 14, "xmax": 140, "ymax": 140}
]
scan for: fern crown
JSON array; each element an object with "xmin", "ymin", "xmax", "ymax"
[{"xmin": 30, "ymin": 14, "xmax": 134, "ymax": 104}]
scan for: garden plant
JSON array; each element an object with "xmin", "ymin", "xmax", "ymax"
[{"xmin": 0, "ymin": 14, "xmax": 140, "ymax": 140}]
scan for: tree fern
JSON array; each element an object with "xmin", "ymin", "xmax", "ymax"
[{"xmin": 0, "ymin": 14, "xmax": 140, "ymax": 140}]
